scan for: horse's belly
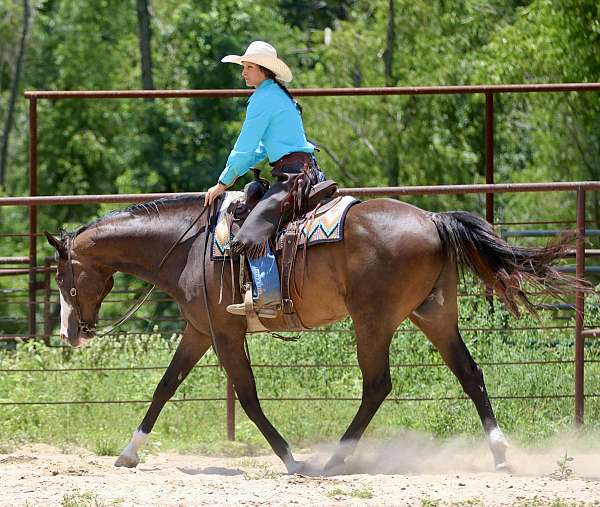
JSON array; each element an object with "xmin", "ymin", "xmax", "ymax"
[{"xmin": 291, "ymin": 243, "xmax": 349, "ymax": 328}]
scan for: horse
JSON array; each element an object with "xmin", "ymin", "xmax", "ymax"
[{"xmin": 44, "ymin": 194, "xmax": 577, "ymax": 474}]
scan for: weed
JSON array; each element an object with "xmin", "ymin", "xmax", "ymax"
[
  {"xmin": 452, "ymin": 499, "xmax": 481, "ymax": 506},
  {"xmin": 420, "ymin": 497, "xmax": 441, "ymax": 507},
  {"xmin": 514, "ymin": 496, "xmax": 588, "ymax": 507},
  {"xmin": 326, "ymin": 486, "xmax": 374, "ymax": 499},
  {"xmin": 239, "ymin": 458, "xmax": 280, "ymax": 480},
  {"xmin": 349, "ymin": 487, "xmax": 374, "ymax": 499},
  {"xmin": 550, "ymin": 451, "xmax": 574, "ymax": 480},
  {"xmin": 93, "ymin": 438, "xmax": 120, "ymax": 457},
  {"xmin": 61, "ymin": 490, "xmax": 107, "ymax": 507}
]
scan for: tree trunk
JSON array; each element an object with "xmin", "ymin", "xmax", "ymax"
[
  {"xmin": 383, "ymin": 0, "xmax": 398, "ymax": 188},
  {"xmin": 0, "ymin": 0, "xmax": 31, "ymax": 186},
  {"xmin": 136, "ymin": 0, "xmax": 155, "ymax": 92},
  {"xmin": 383, "ymin": 0, "xmax": 395, "ymax": 87},
  {"xmin": 386, "ymin": 143, "xmax": 399, "ymax": 187}
]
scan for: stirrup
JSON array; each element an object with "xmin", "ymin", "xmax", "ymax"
[{"xmin": 226, "ymin": 302, "xmax": 279, "ymax": 318}]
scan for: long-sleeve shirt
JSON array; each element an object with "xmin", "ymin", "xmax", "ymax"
[{"xmin": 218, "ymin": 79, "xmax": 314, "ymax": 186}]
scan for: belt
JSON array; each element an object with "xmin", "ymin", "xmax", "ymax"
[{"xmin": 270, "ymin": 152, "xmax": 311, "ymax": 172}]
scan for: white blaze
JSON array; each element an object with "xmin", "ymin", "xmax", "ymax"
[{"xmin": 59, "ymin": 290, "xmax": 73, "ymax": 338}]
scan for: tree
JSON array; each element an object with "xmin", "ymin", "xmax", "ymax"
[
  {"xmin": 278, "ymin": 0, "xmax": 356, "ymax": 30},
  {"xmin": 136, "ymin": 0, "xmax": 155, "ymax": 91},
  {"xmin": 0, "ymin": 0, "xmax": 30, "ymax": 186}
]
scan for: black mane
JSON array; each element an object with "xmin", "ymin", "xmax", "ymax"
[{"xmin": 64, "ymin": 194, "xmax": 204, "ymax": 240}]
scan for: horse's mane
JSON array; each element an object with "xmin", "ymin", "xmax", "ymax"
[{"xmin": 65, "ymin": 195, "xmax": 204, "ymax": 240}]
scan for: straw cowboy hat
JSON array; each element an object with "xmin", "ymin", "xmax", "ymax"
[{"xmin": 221, "ymin": 41, "xmax": 293, "ymax": 83}]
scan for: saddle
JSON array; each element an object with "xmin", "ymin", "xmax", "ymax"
[{"xmin": 223, "ymin": 168, "xmax": 338, "ymax": 332}]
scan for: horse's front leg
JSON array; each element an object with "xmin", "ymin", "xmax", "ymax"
[
  {"xmin": 217, "ymin": 334, "xmax": 303, "ymax": 474},
  {"xmin": 115, "ymin": 323, "xmax": 211, "ymax": 467}
]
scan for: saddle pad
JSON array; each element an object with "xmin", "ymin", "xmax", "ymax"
[
  {"xmin": 211, "ymin": 192, "xmax": 360, "ymax": 260},
  {"xmin": 212, "ymin": 191, "xmax": 244, "ymax": 260},
  {"xmin": 274, "ymin": 195, "xmax": 359, "ymax": 251}
]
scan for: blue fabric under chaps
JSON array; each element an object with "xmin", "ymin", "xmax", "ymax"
[{"xmin": 248, "ymin": 245, "xmax": 281, "ymax": 306}]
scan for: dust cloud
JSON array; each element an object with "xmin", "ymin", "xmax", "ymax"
[{"xmin": 301, "ymin": 429, "xmax": 600, "ymax": 478}]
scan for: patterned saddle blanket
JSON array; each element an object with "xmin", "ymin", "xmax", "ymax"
[{"xmin": 211, "ymin": 192, "xmax": 359, "ymax": 260}]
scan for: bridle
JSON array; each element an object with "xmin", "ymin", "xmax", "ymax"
[
  {"xmin": 62, "ymin": 203, "xmax": 212, "ymax": 338},
  {"xmin": 62, "ymin": 239, "xmax": 97, "ymax": 336}
]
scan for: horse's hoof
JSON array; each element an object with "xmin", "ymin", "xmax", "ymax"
[
  {"xmin": 114, "ymin": 452, "xmax": 139, "ymax": 468},
  {"xmin": 495, "ymin": 462, "xmax": 513, "ymax": 474},
  {"xmin": 322, "ymin": 456, "xmax": 346, "ymax": 476},
  {"xmin": 286, "ymin": 460, "xmax": 321, "ymax": 477}
]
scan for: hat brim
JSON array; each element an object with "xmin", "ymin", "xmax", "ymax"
[{"xmin": 221, "ymin": 54, "xmax": 293, "ymax": 83}]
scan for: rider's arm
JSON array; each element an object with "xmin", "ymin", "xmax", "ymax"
[{"xmin": 218, "ymin": 98, "xmax": 270, "ymax": 186}]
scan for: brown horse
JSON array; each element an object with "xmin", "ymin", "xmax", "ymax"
[{"xmin": 45, "ymin": 195, "xmax": 575, "ymax": 474}]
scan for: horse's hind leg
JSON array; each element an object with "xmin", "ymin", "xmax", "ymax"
[
  {"xmin": 324, "ymin": 318, "xmax": 394, "ymax": 473},
  {"xmin": 115, "ymin": 323, "xmax": 212, "ymax": 467},
  {"xmin": 410, "ymin": 266, "xmax": 509, "ymax": 471}
]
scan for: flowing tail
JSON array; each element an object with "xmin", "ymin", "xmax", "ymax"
[{"xmin": 430, "ymin": 211, "xmax": 592, "ymax": 316}]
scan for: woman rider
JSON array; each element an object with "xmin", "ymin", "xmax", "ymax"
[{"xmin": 204, "ymin": 41, "xmax": 323, "ymax": 317}]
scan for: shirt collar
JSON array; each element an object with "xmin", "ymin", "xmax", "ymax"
[{"xmin": 256, "ymin": 78, "xmax": 274, "ymax": 90}]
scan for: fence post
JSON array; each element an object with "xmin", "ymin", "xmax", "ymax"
[
  {"xmin": 575, "ymin": 187, "xmax": 585, "ymax": 426},
  {"xmin": 485, "ymin": 93, "xmax": 494, "ymax": 225},
  {"xmin": 227, "ymin": 376, "xmax": 235, "ymax": 440},
  {"xmin": 43, "ymin": 257, "xmax": 52, "ymax": 345},
  {"xmin": 484, "ymin": 93, "xmax": 495, "ymax": 307},
  {"xmin": 28, "ymin": 98, "xmax": 38, "ymax": 338}
]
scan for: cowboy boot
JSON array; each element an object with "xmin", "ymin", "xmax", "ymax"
[
  {"xmin": 226, "ymin": 302, "xmax": 279, "ymax": 318},
  {"xmin": 227, "ymin": 246, "xmax": 282, "ymax": 318}
]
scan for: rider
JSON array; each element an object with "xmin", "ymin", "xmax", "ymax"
[{"xmin": 204, "ymin": 41, "xmax": 324, "ymax": 317}]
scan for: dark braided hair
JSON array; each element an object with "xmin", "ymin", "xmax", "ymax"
[{"xmin": 260, "ymin": 66, "xmax": 302, "ymax": 115}]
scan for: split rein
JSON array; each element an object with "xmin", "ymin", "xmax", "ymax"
[{"xmin": 65, "ymin": 202, "xmax": 213, "ymax": 338}]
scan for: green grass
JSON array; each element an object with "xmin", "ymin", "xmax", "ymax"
[
  {"xmin": 1, "ymin": 294, "xmax": 599, "ymax": 455},
  {"xmin": 60, "ymin": 490, "xmax": 123, "ymax": 507},
  {"xmin": 513, "ymin": 497, "xmax": 592, "ymax": 507},
  {"xmin": 326, "ymin": 486, "xmax": 374, "ymax": 499},
  {"xmin": 418, "ymin": 498, "xmax": 589, "ymax": 507}
]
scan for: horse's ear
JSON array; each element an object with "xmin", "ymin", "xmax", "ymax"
[{"xmin": 44, "ymin": 231, "xmax": 67, "ymax": 259}]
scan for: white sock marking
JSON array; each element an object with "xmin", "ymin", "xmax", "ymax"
[{"xmin": 122, "ymin": 429, "xmax": 149, "ymax": 457}]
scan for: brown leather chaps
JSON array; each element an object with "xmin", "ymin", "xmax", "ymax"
[{"xmin": 230, "ymin": 152, "xmax": 319, "ymax": 258}]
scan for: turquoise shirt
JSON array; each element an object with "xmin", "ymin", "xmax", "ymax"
[{"xmin": 218, "ymin": 79, "xmax": 314, "ymax": 186}]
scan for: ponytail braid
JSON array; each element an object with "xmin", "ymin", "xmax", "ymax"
[
  {"xmin": 274, "ymin": 79, "xmax": 303, "ymax": 115},
  {"xmin": 260, "ymin": 66, "xmax": 302, "ymax": 115}
]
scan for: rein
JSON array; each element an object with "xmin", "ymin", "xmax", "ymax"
[{"xmin": 66, "ymin": 203, "xmax": 211, "ymax": 338}]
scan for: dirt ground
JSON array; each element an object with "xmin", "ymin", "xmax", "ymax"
[{"xmin": 1, "ymin": 434, "xmax": 599, "ymax": 506}]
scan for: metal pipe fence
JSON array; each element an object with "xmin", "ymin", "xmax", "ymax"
[
  {"xmin": 0, "ymin": 182, "xmax": 600, "ymax": 426},
  {"xmin": 1, "ymin": 83, "xmax": 598, "ymax": 438},
  {"xmin": 0, "ymin": 182, "xmax": 599, "ymax": 438},
  {"xmin": 20, "ymin": 82, "xmax": 600, "ymax": 338}
]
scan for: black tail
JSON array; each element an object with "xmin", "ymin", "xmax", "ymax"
[{"xmin": 430, "ymin": 211, "xmax": 591, "ymax": 316}]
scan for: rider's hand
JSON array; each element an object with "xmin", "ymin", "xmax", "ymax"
[{"xmin": 204, "ymin": 182, "xmax": 228, "ymax": 207}]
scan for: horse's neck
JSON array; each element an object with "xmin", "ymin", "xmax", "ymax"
[{"xmin": 76, "ymin": 210, "xmax": 194, "ymax": 287}]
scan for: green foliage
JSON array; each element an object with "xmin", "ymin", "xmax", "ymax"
[
  {"xmin": 1, "ymin": 0, "xmax": 599, "ymax": 335},
  {"xmin": 0, "ymin": 0, "xmax": 599, "ymax": 453},
  {"xmin": 0, "ymin": 295, "xmax": 599, "ymax": 453},
  {"xmin": 1, "ymin": 0, "xmax": 598, "ymax": 220}
]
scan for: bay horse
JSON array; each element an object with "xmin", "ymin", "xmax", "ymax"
[{"xmin": 44, "ymin": 195, "xmax": 576, "ymax": 474}]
